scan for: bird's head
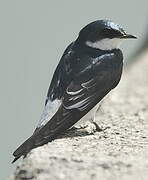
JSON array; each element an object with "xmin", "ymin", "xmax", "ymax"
[{"xmin": 76, "ymin": 20, "xmax": 137, "ymax": 50}]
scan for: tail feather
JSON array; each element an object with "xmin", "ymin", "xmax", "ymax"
[
  {"xmin": 12, "ymin": 135, "xmax": 35, "ymax": 163},
  {"xmin": 12, "ymin": 105, "xmax": 75, "ymax": 163},
  {"xmin": 12, "ymin": 155, "xmax": 22, "ymax": 163}
]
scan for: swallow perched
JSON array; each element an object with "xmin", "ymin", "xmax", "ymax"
[{"xmin": 12, "ymin": 20, "xmax": 136, "ymax": 163}]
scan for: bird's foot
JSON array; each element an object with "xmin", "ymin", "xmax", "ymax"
[
  {"xmin": 74, "ymin": 121, "xmax": 103, "ymax": 134},
  {"xmin": 84, "ymin": 122, "xmax": 98, "ymax": 134},
  {"xmin": 92, "ymin": 122, "xmax": 104, "ymax": 132}
]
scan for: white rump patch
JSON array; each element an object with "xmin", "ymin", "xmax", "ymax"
[
  {"xmin": 86, "ymin": 38, "xmax": 124, "ymax": 50},
  {"xmin": 37, "ymin": 99, "xmax": 61, "ymax": 128}
]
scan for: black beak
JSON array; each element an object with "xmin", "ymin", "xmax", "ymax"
[{"xmin": 120, "ymin": 34, "xmax": 137, "ymax": 39}]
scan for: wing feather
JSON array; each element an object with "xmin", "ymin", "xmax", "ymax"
[{"xmin": 12, "ymin": 47, "xmax": 123, "ymax": 163}]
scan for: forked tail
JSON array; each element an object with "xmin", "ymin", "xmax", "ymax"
[{"xmin": 12, "ymin": 135, "xmax": 35, "ymax": 163}]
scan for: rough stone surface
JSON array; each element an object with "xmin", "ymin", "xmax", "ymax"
[{"xmin": 8, "ymin": 51, "xmax": 148, "ymax": 180}]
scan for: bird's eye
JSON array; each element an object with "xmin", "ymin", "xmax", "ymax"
[
  {"xmin": 102, "ymin": 28, "xmax": 112, "ymax": 34},
  {"xmin": 102, "ymin": 28, "xmax": 122, "ymax": 38}
]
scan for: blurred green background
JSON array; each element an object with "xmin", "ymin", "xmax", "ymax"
[{"xmin": 0, "ymin": 0, "xmax": 147, "ymax": 179}]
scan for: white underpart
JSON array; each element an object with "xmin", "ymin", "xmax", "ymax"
[
  {"xmin": 86, "ymin": 38, "xmax": 124, "ymax": 50},
  {"xmin": 37, "ymin": 99, "xmax": 61, "ymax": 128},
  {"xmin": 75, "ymin": 102, "xmax": 101, "ymax": 127}
]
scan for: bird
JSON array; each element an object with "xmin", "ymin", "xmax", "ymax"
[{"xmin": 12, "ymin": 19, "xmax": 136, "ymax": 163}]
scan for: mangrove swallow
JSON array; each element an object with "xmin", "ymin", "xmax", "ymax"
[{"xmin": 12, "ymin": 19, "xmax": 136, "ymax": 163}]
